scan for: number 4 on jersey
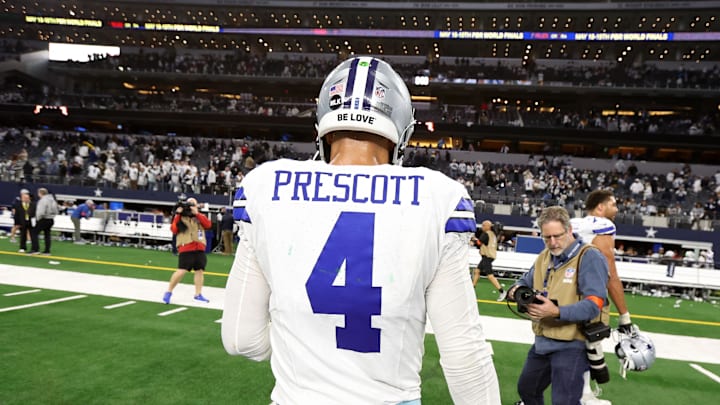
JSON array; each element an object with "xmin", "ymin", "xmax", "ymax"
[{"xmin": 305, "ymin": 211, "xmax": 382, "ymax": 353}]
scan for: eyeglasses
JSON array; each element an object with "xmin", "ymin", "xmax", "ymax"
[{"xmin": 541, "ymin": 231, "xmax": 567, "ymax": 242}]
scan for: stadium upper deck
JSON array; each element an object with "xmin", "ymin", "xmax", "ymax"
[
  {"xmin": 0, "ymin": 1, "xmax": 718, "ymax": 160},
  {"xmin": 1, "ymin": 0, "xmax": 718, "ymax": 62}
]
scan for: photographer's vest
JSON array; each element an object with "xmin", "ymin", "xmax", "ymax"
[
  {"xmin": 480, "ymin": 230, "xmax": 497, "ymax": 259},
  {"xmin": 175, "ymin": 216, "xmax": 207, "ymax": 248},
  {"xmin": 531, "ymin": 244, "xmax": 610, "ymax": 341}
]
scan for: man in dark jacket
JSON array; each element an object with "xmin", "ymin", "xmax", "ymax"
[
  {"xmin": 14, "ymin": 189, "xmax": 36, "ymax": 253},
  {"xmin": 220, "ymin": 207, "xmax": 235, "ymax": 255}
]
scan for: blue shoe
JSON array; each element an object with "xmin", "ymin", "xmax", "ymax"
[
  {"xmin": 193, "ymin": 294, "xmax": 209, "ymax": 303},
  {"xmin": 162, "ymin": 291, "xmax": 172, "ymax": 304}
]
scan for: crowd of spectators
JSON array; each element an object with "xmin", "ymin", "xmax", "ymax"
[
  {"xmin": 0, "ymin": 127, "xmax": 310, "ymax": 196},
  {"xmin": 0, "ymin": 50, "xmax": 703, "ymax": 136},
  {"xmin": 1, "ymin": 85, "xmax": 715, "ymax": 139},
  {"xmin": 613, "ymin": 244, "xmax": 714, "ymax": 269},
  {"xmin": 4, "ymin": 126, "xmax": 720, "ymax": 228},
  {"xmin": 71, "ymin": 51, "xmax": 720, "ymax": 91},
  {"xmin": 2, "ymin": 126, "xmax": 719, "ymax": 269},
  {"xmin": 401, "ymin": 145, "xmax": 720, "ymax": 230}
]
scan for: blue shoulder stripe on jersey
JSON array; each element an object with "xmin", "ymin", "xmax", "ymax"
[
  {"xmin": 593, "ymin": 226, "xmax": 616, "ymax": 235},
  {"xmin": 234, "ymin": 186, "xmax": 246, "ymax": 202},
  {"xmin": 445, "ymin": 218, "xmax": 476, "ymax": 233},
  {"xmin": 232, "ymin": 186, "xmax": 251, "ymax": 223},
  {"xmin": 454, "ymin": 197, "xmax": 474, "ymax": 212},
  {"xmin": 233, "ymin": 207, "xmax": 251, "ymax": 223}
]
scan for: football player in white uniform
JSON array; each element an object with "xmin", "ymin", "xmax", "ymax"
[
  {"xmin": 221, "ymin": 57, "xmax": 501, "ymax": 405},
  {"xmin": 570, "ymin": 189, "xmax": 634, "ymax": 405}
]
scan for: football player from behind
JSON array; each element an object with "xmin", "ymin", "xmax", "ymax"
[
  {"xmin": 222, "ymin": 56, "xmax": 501, "ymax": 404},
  {"xmin": 570, "ymin": 189, "xmax": 638, "ymax": 405}
]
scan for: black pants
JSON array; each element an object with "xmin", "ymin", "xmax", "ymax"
[
  {"xmin": 19, "ymin": 222, "xmax": 32, "ymax": 251},
  {"xmin": 32, "ymin": 218, "xmax": 54, "ymax": 253}
]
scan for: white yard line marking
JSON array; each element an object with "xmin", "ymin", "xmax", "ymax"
[
  {"xmin": 158, "ymin": 307, "xmax": 188, "ymax": 317},
  {"xmin": 0, "ymin": 295, "xmax": 87, "ymax": 313},
  {"xmin": 3, "ymin": 289, "xmax": 42, "ymax": 296},
  {"xmin": 104, "ymin": 300, "xmax": 137, "ymax": 309},
  {"xmin": 2, "ymin": 264, "xmax": 720, "ymax": 364},
  {"xmin": 215, "ymin": 318, "xmax": 222, "ymax": 323},
  {"xmin": 690, "ymin": 363, "xmax": 720, "ymax": 384}
]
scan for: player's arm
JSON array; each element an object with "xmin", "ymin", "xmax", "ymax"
[
  {"xmin": 221, "ymin": 229, "xmax": 271, "ymax": 361},
  {"xmin": 592, "ymin": 234, "xmax": 631, "ymax": 326},
  {"xmin": 427, "ymin": 232, "xmax": 501, "ymax": 405}
]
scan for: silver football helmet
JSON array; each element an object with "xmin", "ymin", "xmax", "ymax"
[
  {"xmin": 315, "ymin": 56, "xmax": 415, "ymax": 165},
  {"xmin": 615, "ymin": 332, "xmax": 656, "ymax": 378}
]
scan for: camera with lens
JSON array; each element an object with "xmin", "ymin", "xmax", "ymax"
[
  {"xmin": 176, "ymin": 196, "xmax": 196, "ymax": 217},
  {"xmin": 513, "ymin": 286, "xmax": 544, "ymax": 313},
  {"xmin": 583, "ymin": 321, "xmax": 611, "ymax": 384},
  {"xmin": 492, "ymin": 221, "xmax": 504, "ymax": 235}
]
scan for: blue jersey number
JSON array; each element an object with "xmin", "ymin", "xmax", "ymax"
[{"xmin": 305, "ymin": 211, "xmax": 381, "ymax": 353}]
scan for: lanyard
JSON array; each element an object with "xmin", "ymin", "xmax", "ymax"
[{"xmin": 542, "ymin": 241, "xmax": 581, "ymax": 294}]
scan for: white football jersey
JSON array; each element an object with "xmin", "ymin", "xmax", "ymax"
[
  {"xmin": 570, "ymin": 215, "xmax": 616, "ymax": 245},
  {"xmin": 230, "ymin": 158, "xmax": 482, "ymax": 404}
]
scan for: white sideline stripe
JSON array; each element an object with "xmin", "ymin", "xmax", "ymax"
[
  {"xmin": 0, "ymin": 264, "xmax": 224, "ymax": 309},
  {"xmin": 0, "ymin": 294, "xmax": 87, "ymax": 312},
  {"xmin": 2, "ymin": 264, "xmax": 720, "ymax": 364},
  {"xmin": 158, "ymin": 307, "xmax": 188, "ymax": 317},
  {"xmin": 104, "ymin": 300, "xmax": 137, "ymax": 309},
  {"xmin": 4, "ymin": 288, "xmax": 42, "ymax": 296},
  {"xmin": 690, "ymin": 363, "xmax": 720, "ymax": 384}
]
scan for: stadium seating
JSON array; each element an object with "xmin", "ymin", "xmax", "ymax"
[
  {"xmin": 468, "ymin": 245, "xmax": 720, "ymax": 291},
  {"xmin": 0, "ymin": 211, "xmax": 170, "ymax": 243}
]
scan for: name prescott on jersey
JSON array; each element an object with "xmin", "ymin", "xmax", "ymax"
[{"xmin": 271, "ymin": 169, "xmax": 423, "ymax": 206}]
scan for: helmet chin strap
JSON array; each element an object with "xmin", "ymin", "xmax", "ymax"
[{"xmin": 619, "ymin": 357, "xmax": 630, "ymax": 379}]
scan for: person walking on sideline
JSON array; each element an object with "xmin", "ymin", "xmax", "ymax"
[
  {"xmin": 30, "ymin": 188, "xmax": 58, "ymax": 255},
  {"xmin": 222, "ymin": 57, "xmax": 501, "ymax": 405},
  {"xmin": 472, "ymin": 220, "xmax": 506, "ymax": 301},
  {"xmin": 163, "ymin": 197, "xmax": 212, "ymax": 304},
  {"xmin": 15, "ymin": 189, "xmax": 35, "ymax": 253},
  {"xmin": 571, "ymin": 189, "xmax": 637, "ymax": 404},
  {"xmin": 509, "ymin": 206, "xmax": 609, "ymax": 405},
  {"xmin": 219, "ymin": 206, "xmax": 235, "ymax": 255}
]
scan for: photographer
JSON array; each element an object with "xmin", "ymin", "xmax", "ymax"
[
  {"xmin": 508, "ymin": 206, "xmax": 609, "ymax": 405},
  {"xmin": 471, "ymin": 220, "xmax": 506, "ymax": 301},
  {"xmin": 162, "ymin": 197, "xmax": 212, "ymax": 304}
]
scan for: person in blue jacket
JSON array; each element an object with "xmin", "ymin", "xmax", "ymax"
[{"xmin": 70, "ymin": 199, "xmax": 95, "ymax": 244}]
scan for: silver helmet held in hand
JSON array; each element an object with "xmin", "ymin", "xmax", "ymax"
[
  {"xmin": 315, "ymin": 56, "xmax": 415, "ymax": 165},
  {"xmin": 615, "ymin": 332, "xmax": 656, "ymax": 377}
]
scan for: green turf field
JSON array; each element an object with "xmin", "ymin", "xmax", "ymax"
[{"xmin": 1, "ymin": 237, "xmax": 719, "ymax": 404}]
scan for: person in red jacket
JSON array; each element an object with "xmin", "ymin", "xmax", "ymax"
[{"xmin": 163, "ymin": 197, "xmax": 212, "ymax": 304}]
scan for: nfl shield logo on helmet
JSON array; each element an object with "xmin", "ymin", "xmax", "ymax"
[{"xmin": 374, "ymin": 86, "xmax": 386, "ymax": 99}]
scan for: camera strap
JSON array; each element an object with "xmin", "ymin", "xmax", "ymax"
[{"xmin": 505, "ymin": 299, "xmax": 533, "ymax": 321}]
